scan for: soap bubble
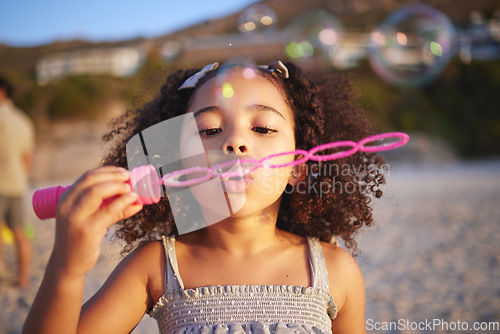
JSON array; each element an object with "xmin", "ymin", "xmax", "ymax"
[
  {"xmin": 285, "ymin": 10, "xmax": 344, "ymax": 65},
  {"xmin": 238, "ymin": 4, "xmax": 278, "ymax": 38},
  {"xmin": 368, "ymin": 4, "xmax": 456, "ymax": 88}
]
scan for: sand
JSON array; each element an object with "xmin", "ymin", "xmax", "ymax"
[
  {"xmin": 359, "ymin": 161, "xmax": 500, "ymax": 333},
  {"xmin": 1, "ymin": 121, "xmax": 499, "ymax": 333}
]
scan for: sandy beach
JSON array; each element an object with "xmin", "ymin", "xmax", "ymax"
[
  {"xmin": 359, "ymin": 161, "xmax": 500, "ymax": 333},
  {"xmin": 1, "ymin": 121, "xmax": 499, "ymax": 334}
]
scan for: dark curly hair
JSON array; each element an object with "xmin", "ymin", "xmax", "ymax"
[{"xmin": 102, "ymin": 61, "xmax": 385, "ymax": 255}]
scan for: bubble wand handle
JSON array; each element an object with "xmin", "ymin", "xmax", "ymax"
[
  {"xmin": 32, "ymin": 165, "xmax": 162, "ymax": 220},
  {"xmin": 32, "ymin": 185, "xmax": 72, "ymax": 220}
]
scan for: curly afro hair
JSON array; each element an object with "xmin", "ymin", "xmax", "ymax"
[{"xmin": 102, "ymin": 61, "xmax": 385, "ymax": 255}]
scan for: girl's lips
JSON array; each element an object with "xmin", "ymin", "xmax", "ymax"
[
  {"xmin": 210, "ymin": 156, "xmax": 258, "ymax": 193},
  {"xmin": 221, "ymin": 175, "xmax": 254, "ymax": 193}
]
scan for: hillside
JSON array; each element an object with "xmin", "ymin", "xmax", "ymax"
[{"xmin": 1, "ymin": 0, "xmax": 498, "ymax": 75}]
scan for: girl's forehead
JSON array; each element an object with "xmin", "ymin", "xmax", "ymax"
[{"xmin": 189, "ymin": 69, "xmax": 290, "ymax": 111}]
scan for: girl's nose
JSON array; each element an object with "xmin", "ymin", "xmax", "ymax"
[
  {"xmin": 223, "ymin": 143, "xmax": 248, "ymax": 154},
  {"xmin": 222, "ymin": 132, "xmax": 249, "ymax": 154}
]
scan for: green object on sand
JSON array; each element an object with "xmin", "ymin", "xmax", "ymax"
[{"xmin": 24, "ymin": 224, "xmax": 36, "ymax": 239}]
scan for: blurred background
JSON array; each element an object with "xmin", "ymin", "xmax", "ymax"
[{"xmin": 0, "ymin": 0, "xmax": 499, "ymax": 333}]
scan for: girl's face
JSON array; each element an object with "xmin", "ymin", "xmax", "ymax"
[{"xmin": 181, "ymin": 68, "xmax": 296, "ymax": 219}]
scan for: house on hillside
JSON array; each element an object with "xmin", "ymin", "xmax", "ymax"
[{"xmin": 36, "ymin": 45, "xmax": 146, "ymax": 85}]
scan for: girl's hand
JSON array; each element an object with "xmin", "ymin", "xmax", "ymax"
[{"xmin": 50, "ymin": 166, "xmax": 143, "ymax": 278}]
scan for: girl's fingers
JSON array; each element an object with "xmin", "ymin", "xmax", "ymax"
[
  {"xmin": 50, "ymin": 167, "xmax": 146, "ymax": 277},
  {"xmin": 63, "ymin": 167, "xmax": 131, "ymax": 204},
  {"xmin": 93, "ymin": 192, "xmax": 143, "ymax": 228},
  {"xmin": 76, "ymin": 166, "xmax": 131, "ymax": 186},
  {"xmin": 65, "ymin": 181, "xmax": 134, "ymax": 220},
  {"xmin": 58, "ymin": 167, "xmax": 129, "ymax": 208}
]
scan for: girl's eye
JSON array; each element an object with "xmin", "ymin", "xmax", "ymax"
[
  {"xmin": 200, "ymin": 128, "xmax": 222, "ymax": 136},
  {"xmin": 253, "ymin": 126, "xmax": 278, "ymax": 135}
]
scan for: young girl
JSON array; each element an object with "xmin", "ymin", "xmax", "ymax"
[{"xmin": 23, "ymin": 60, "xmax": 385, "ymax": 334}]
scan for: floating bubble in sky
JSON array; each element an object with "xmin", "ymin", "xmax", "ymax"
[
  {"xmin": 238, "ymin": 4, "xmax": 278, "ymax": 38},
  {"xmin": 368, "ymin": 4, "xmax": 456, "ymax": 89},
  {"xmin": 285, "ymin": 10, "xmax": 344, "ymax": 65}
]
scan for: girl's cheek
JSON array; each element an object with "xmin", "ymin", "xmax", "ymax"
[
  {"xmin": 180, "ymin": 135, "xmax": 204, "ymax": 158},
  {"xmin": 259, "ymin": 167, "xmax": 290, "ymax": 186}
]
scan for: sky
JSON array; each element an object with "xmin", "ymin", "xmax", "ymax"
[{"xmin": 0, "ymin": 0, "xmax": 258, "ymax": 47}]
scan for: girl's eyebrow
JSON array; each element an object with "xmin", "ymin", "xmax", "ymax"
[
  {"xmin": 193, "ymin": 106, "xmax": 219, "ymax": 117},
  {"xmin": 250, "ymin": 104, "xmax": 286, "ymax": 120},
  {"xmin": 193, "ymin": 104, "xmax": 286, "ymax": 120}
]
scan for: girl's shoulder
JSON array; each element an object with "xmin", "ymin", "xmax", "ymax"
[
  {"xmin": 317, "ymin": 240, "xmax": 363, "ymax": 314},
  {"xmin": 128, "ymin": 239, "xmax": 165, "ymax": 264},
  {"xmin": 124, "ymin": 240, "xmax": 167, "ymax": 305},
  {"xmin": 281, "ymin": 230, "xmax": 355, "ymax": 267},
  {"xmin": 318, "ymin": 239, "xmax": 361, "ymax": 285},
  {"xmin": 318, "ymin": 239, "xmax": 357, "ymax": 268}
]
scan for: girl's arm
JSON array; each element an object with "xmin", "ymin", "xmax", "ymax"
[
  {"xmin": 78, "ymin": 240, "xmax": 165, "ymax": 333},
  {"xmin": 23, "ymin": 166, "xmax": 144, "ymax": 334},
  {"xmin": 326, "ymin": 246, "xmax": 367, "ymax": 334}
]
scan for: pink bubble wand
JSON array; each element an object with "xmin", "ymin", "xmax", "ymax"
[
  {"xmin": 33, "ymin": 132, "xmax": 409, "ymax": 219},
  {"xmin": 162, "ymin": 131, "xmax": 409, "ymax": 185}
]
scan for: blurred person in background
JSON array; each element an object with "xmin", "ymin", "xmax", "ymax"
[{"xmin": 0, "ymin": 77, "xmax": 35, "ymax": 288}]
